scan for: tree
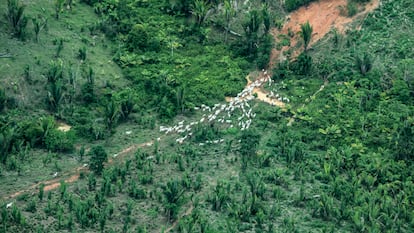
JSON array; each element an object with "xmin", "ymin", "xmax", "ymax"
[
  {"xmin": 119, "ymin": 92, "xmax": 135, "ymax": 121},
  {"xmin": 176, "ymin": 86, "xmax": 186, "ymax": 113},
  {"xmin": 355, "ymin": 52, "xmax": 373, "ymax": 76},
  {"xmin": 4, "ymin": 0, "xmax": 28, "ymax": 40},
  {"xmin": 162, "ymin": 179, "xmax": 185, "ymax": 221},
  {"xmin": 47, "ymin": 80, "xmax": 64, "ymax": 114},
  {"xmin": 104, "ymin": 99, "xmax": 119, "ymax": 132},
  {"xmin": 82, "ymin": 66, "xmax": 95, "ymax": 103},
  {"xmin": 223, "ymin": 0, "xmax": 235, "ymax": 43},
  {"xmin": 0, "ymin": 126, "xmax": 16, "ymax": 164},
  {"xmin": 262, "ymin": 4, "xmax": 271, "ymax": 34},
  {"xmin": 55, "ymin": 0, "xmax": 65, "ymax": 19},
  {"xmin": 238, "ymin": 129, "xmax": 261, "ymax": 170},
  {"xmin": 0, "ymin": 88, "xmax": 6, "ymax": 112},
  {"xmin": 300, "ymin": 21, "xmax": 313, "ymax": 52},
  {"xmin": 243, "ymin": 10, "xmax": 263, "ymax": 56},
  {"xmin": 88, "ymin": 145, "xmax": 108, "ymax": 175},
  {"xmin": 32, "ymin": 16, "xmax": 47, "ymax": 43},
  {"xmin": 191, "ymin": 0, "xmax": 210, "ymax": 27}
]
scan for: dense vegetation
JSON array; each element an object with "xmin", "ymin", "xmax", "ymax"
[{"xmin": 1, "ymin": 0, "xmax": 414, "ymax": 232}]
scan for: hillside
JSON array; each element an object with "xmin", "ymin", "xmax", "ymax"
[{"xmin": 1, "ymin": 0, "xmax": 414, "ymax": 232}]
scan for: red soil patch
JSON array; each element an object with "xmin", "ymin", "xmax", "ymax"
[{"xmin": 269, "ymin": 0, "xmax": 379, "ymax": 66}]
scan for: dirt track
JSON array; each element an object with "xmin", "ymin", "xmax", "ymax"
[{"xmin": 4, "ymin": 141, "xmax": 154, "ymax": 200}]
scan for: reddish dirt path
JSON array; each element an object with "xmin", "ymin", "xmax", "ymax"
[{"xmin": 4, "ymin": 141, "xmax": 154, "ymax": 200}]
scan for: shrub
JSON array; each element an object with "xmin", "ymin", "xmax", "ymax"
[
  {"xmin": 284, "ymin": 0, "xmax": 315, "ymax": 12},
  {"xmin": 256, "ymin": 34, "xmax": 273, "ymax": 69},
  {"xmin": 46, "ymin": 60, "xmax": 64, "ymax": 84},
  {"xmin": 80, "ymin": 0, "xmax": 100, "ymax": 6},
  {"xmin": 82, "ymin": 67, "xmax": 95, "ymax": 104},
  {"xmin": 32, "ymin": 16, "xmax": 47, "ymax": 43},
  {"xmin": 0, "ymin": 88, "xmax": 6, "ymax": 112},
  {"xmin": 127, "ymin": 24, "xmax": 149, "ymax": 52},
  {"xmin": 44, "ymin": 129, "xmax": 75, "ymax": 153},
  {"xmin": 347, "ymin": 1, "xmax": 358, "ymax": 17},
  {"xmin": 294, "ymin": 52, "xmax": 312, "ymax": 75},
  {"xmin": 78, "ymin": 46, "xmax": 87, "ymax": 61},
  {"xmin": 54, "ymin": 0, "xmax": 65, "ymax": 19}
]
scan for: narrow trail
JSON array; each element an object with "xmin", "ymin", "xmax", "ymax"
[{"xmin": 3, "ymin": 141, "xmax": 154, "ymax": 200}]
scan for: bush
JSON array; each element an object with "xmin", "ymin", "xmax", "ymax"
[
  {"xmin": 284, "ymin": 0, "xmax": 315, "ymax": 12},
  {"xmin": 44, "ymin": 129, "xmax": 75, "ymax": 153},
  {"xmin": 127, "ymin": 24, "xmax": 149, "ymax": 52},
  {"xmin": 80, "ymin": 0, "xmax": 100, "ymax": 6},
  {"xmin": 0, "ymin": 88, "xmax": 6, "ymax": 112},
  {"xmin": 347, "ymin": 1, "xmax": 358, "ymax": 17},
  {"xmin": 293, "ymin": 52, "xmax": 312, "ymax": 75},
  {"xmin": 256, "ymin": 34, "xmax": 273, "ymax": 69}
]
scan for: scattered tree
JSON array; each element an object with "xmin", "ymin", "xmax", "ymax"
[
  {"xmin": 88, "ymin": 145, "xmax": 108, "ymax": 175},
  {"xmin": 162, "ymin": 179, "xmax": 185, "ymax": 221},
  {"xmin": 223, "ymin": 0, "xmax": 235, "ymax": 43},
  {"xmin": 104, "ymin": 99, "xmax": 120, "ymax": 132},
  {"xmin": 191, "ymin": 0, "xmax": 210, "ymax": 27},
  {"xmin": 32, "ymin": 16, "xmax": 47, "ymax": 43},
  {"xmin": 355, "ymin": 52, "xmax": 373, "ymax": 76},
  {"xmin": 4, "ymin": 0, "xmax": 28, "ymax": 40},
  {"xmin": 55, "ymin": 0, "xmax": 65, "ymax": 19},
  {"xmin": 300, "ymin": 21, "xmax": 313, "ymax": 52}
]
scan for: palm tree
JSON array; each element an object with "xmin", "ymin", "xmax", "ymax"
[
  {"xmin": 355, "ymin": 52, "xmax": 373, "ymax": 76},
  {"xmin": 5, "ymin": 0, "xmax": 28, "ymax": 39},
  {"xmin": 0, "ymin": 88, "xmax": 6, "ymax": 112},
  {"xmin": 262, "ymin": 4, "xmax": 271, "ymax": 34},
  {"xmin": 104, "ymin": 99, "xmax": 119, "ymax": 132},
  {"xmin": 32, "ymin": 16, "xmax": 47, "ymax": 43},
  {"xmin": 54, "ymin": 0, "xmax": 65, "ymax": 19},
  {"xmin": 191, "ymin": 0, "xmax": 210, "ymax": 27},
  {"xmin": 0, "ymin": 126, "xmax": 15, "ymax": 164},
  {"xmin": 47, "ymin": 80, "xmax": 64, "ymax": 113},
  {"xmin": 120, "ymin": 93, "xmax": 135, "ymax": 121},
  {"xmin": 300, "ymin": 21, "xmax": 313, "ymax": 52},
  {"xmin": 223, "ymin": 0, "xmax": 235, "ymax": 43},
  {"xmin": 162, "ymin": 179, "xmax": 185, "ymax": 221},
  {"xmin": 243, "ymin": 10, "xmax": 262, "ymax": 54},
  {"xmin": 176, "ymin": 86, "xmax": 185, "ymax": 113}
]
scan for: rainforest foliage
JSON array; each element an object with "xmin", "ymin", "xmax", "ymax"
[{"xmin": 1, "ymin": 0, "xmax": 414, "ymax": 232}]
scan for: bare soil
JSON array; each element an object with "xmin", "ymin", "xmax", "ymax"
[
  {"xmin": 57, "ymin": 121, "xmax": 72, "ymax": 132},
  {"xmin": 269, "ymin": 0, "xmax": 380, "ymax": 65}
]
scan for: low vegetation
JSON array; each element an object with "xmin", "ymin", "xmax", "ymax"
[{"xmin": 1, "ymin": 0, "xmax": 413, "ymax": 232}]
